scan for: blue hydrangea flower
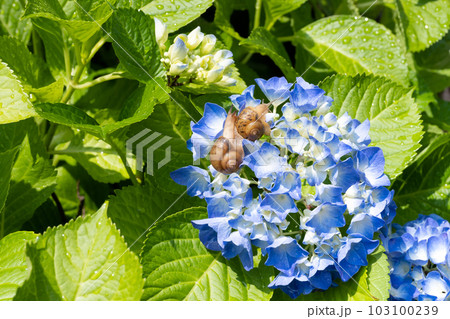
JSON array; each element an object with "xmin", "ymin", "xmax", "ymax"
[
  {"xmin": 383, "ymin": 214, "xmax": 450, "ymax": 301},
  {"xmin": 172, "ymin": 76, "xmax": 396, "ymax": 299}
]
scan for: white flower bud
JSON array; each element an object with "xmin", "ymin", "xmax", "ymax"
[
  {"xmin": 154, "ymin": 18, "xmax": 168, "ymax": 48},
  {"xmin": 168, "ymin": 62, "xmax": 188, "ymax": 75},
  {"xmin": 187, "ymin": 26, "xmax": 204, "ymax": 50},
  {"xmin": 206, "ymin": 67, "xmax": 224, "ymax": 83},
  {"xmin": 214, "ymin": 49, "xmax": 233, "ymax": 61},
  {"xmin": 217, "ymin": 75, "xmax": 236, "ymax": 87},
  {"xmin": 168, "ymin": 38, "xmax": 188, "ymax": 62},
  {"xmin": 323, "ymin": 113, "xmax": 337, "ymax": 126},
  {"xmin": 200, "ymin": 34, "xmax": 217, "ymax": 55},
  {"xmin": 217, "ymin": 58, "xmax": 234, "ymax": 69}
]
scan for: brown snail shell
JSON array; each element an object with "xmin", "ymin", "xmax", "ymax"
[
  {"xmin": 236, "ymin": 103, "xmax": 271, "ymax": 141},
  {"xmin": 210, "ymin": 110, "xmax": 244, "ymax": 174}
]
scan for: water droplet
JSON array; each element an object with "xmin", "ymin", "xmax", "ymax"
[
  {"xmin": 387, "ymin": 52, "xmax": 394, "ymax": 59},
  {"xmin": 364, "ymin": 17, "xmax": 369, "ymax": 22},
  {"xmin": 331, "ymin": 29, "xmax": 337, "ymax": 34},
  {"xmin": 388, "ymin": 64, "xmax": 394, "ymax": 69},
  {"xmin": 342, "ymin": 37, "xmax": 351, "ymax": 44},
  {"xmin": 61, "ymin": 234, "xmax": 65, "ymax": 237},
  {"xmin": 425, "ymin": 25, "xmax": 429, "ymax": 29},
  {"xmin": 348, "ymin": 27, "xmax": 354, "ymax": 32},
  {"xmin": 435, "ymin": 7, "xmax": 441, "ymax": 12},
  {"xmin": 364, "ymin": 27, "xmax": 371, "ymax": 33},
  {"xmin": 10, "ymin": 94, "xmax": 14, "ymax": 99},
  {"xmin": 156, "ymin": 4, "xmax": 164, "ymax": 9}
]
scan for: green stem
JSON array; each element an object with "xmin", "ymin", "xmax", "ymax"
[
  {"xmin": 241, "ymin": 52, "xmax": 254, "ymax": 64},
  {"xmin": 32, "ymin": 29, "xmax": 44, "ymax": 59},
  {"xmin": 60, "ymin": 64, "xmax": 86, "ymax": 104},
  {"xmin": 278, "ymin": 35, "xmax": 299, "ymax": 43},
  {"xmin": 73, "ymin": 72, "xmax": 124, "ymax": 90},
  {"xmin": 106, "ymin": 136, "xmax": 139, "ymax": 186},
  {"xmin": 281, "ymin": 230, "xmax": 302, "ymax": 236},
  {"xmin": 254, "ymin": 0, "xmax": 263, "ymax": 29},
  {"xmin": 86, "ymin": 35, "xmax": 109, "ymax": 63}
]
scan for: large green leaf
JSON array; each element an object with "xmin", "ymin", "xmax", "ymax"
[
  {"xmin": 3, "ymin": 135, "xmax": 57, "ymax": 236},
  {"xmin": 365, "ymin": 245, "xmax": 390, "ymax": 301},
  {"xmin": 298, "ymin": 16, "xmax": 409, "ymax": 85},
  {"xmin": 141, "ymin": 207, "xmax": 274, "ymax": 301},
  {"xmin": 320, "ymin": 74, "xmax": 423, "ymax": 179},
  {"xmin": 241, "ymin": 27, "xmax": 298, "ymax": 82},
  {"xmin": 140, "ymin": 0, "xmax": 214, "ymax": 33},
  {"xmin": 130, "ymin": 90, "xmax": 201, "ymax": 194},
  {"xmin": 393, "ymin": 133, "xmax": 450, "ymax": 224},
  {"xmin": 56, "ymin": 132, "xmax": 136, "ymax": 184},
  {"xmin": 34, "ymin": 102, "xmax": 102, "ymax": 137},
  {"xmin": 0, "ymin": 231, "xmax": 38, "ymax": 300},
  {"xmin": 107, "ymin": 183, "xmax": 204, "ymax": 254},
  {"xmin": 0, "ymin": 0, "xmax": 32, "ymax": 43},
  {"xmin": 0, "ymin": 147, "xmax": 19, "ymax": 220},
  {"xmin": 0, "ymin": 61, "xmax": 37, "ymax": 124},
  {"xmin": 395, "ymin": 0, "xmax": 450, "ymax": 52},
  {"xmin": 14, "ymin": 204, "xmax": 144, "ymax": 301},
  {"xmin": 23, "ymin": 0, "xmax": 113, "ymax": 42},
  {"xmin": 0, "ymin": 36, "xmax": 54, "ymax": 88},
  {"xmin": 111, "ymin": 8, "xmax": 164, "ymax": 83},
  {"xmin": 263, "ymin": 0, "xmax": 308, "ymax": 29}
]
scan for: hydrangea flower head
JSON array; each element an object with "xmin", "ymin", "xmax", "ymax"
[
  {"xmin": 383, "ymin": 214, "xmax": 450, "ymax": 301},
  {"xmin": 156, "ymin": 21, "xmax": 236, "ymax": 87},
  {"xmin": 171, "ymin": 76, "xmax": 396, "ymax": 298}
]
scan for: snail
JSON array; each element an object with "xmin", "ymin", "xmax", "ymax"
[
  {"xmin": 235, "ymin": 103, "xmax": 272, "ymax": 141},
  {"xmin": 210, "ymin": 110, "xmax": 244, "ymax": 174}
]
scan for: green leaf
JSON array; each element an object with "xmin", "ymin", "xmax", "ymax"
[
  {"xmin": 0, "ymin": 36, "xmax": 54, "ymax": 88},
  {"xmin": 240, "ymin": 27, "xmax": 298, "ymax": 81},
  {"xmin": 34, "ymin": 102, "xmax": 102, "ymax": 137},
  {"xmin": 395, "ymin": 0, "xmax": 450, "ymax": 52},
  {"xmin": 111, "ymin": 8, "xmax": 164, "ymax": 83},
  {"xmin": 3, "ymin": 135, "xmax": 57, "ymax": 236},
  {"xmin": 366, "ymin": 245, "xmax": 390, "ymax": 301},
  {"xmin": 0, "ymin": 231, "xmax": 38, "ymax": 300},
  {"xmin": 31, "ymin": 18, "xmax": 66, "ymax": 77},
  {"xmin": 0, "ymin": 61, "xmax": 37, "ymax": 124},
  {"xmin": 393, "ymin": 133, "xmax": 450, "ymax": 224},
  {"xmin": 29, "ymin": 78, "xmax": 65, "ymax": 103},
  {"xmin": 140, "ymin": 0, "xmax": 214, "ymax": 33},
  {"xmin": 0, "ymin": 147, "xmax": 19, "ymax": 218},
  {"xmin": 298, "ymin": 16, "xmax": 409, "ymax": 85},
  {"xmin": 263, "ymin": 0, "xmax": 308, "ymax": 29},
  {"xmin": 102, "ymin": 78, "xmax": 170, "ymax": 135},
  {"xmin": 14, "ymin": 204, "xmax": 144, "ymax": 301},
  {"xmin": 130, "ymin": 90, "xmax": 201, "ymax": 194},
  {"xmin": 107, "ymin": 183, "xmax": 204, "ymax": 254},
  {"xmin": 320, "ymin": 74, "xmax": 423, "ymax": 179},
  {"xmin": 141, "ymin": 207, "xmax": 274, "ymax": 301},
  {"xmin": 0, "ymin": 0, "xmax": 32, "ymax": 43},
  {"xmin": 56, "ymin": 132, "xmax": 136, "ymax": 184},
  {"xmin": 23, "ymin": 0, "xmax": 113, "ymax": 42}
]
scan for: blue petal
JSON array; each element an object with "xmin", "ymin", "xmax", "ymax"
[
  {"xmin": 270, "ymin": 171, "xmax": 303, "ymax": 201},
  {"xmin": 191, "ymin": 103, "xmax": 227, "ymax": 138},
  {"xmin": 265, "ymin": 236, "xmax": 308, "ymax": 272},
  {"xmin": 170, "ymin": 166, "xmax": 210, "ymax": 198},
  {"xmin": 347, "ymin": 214, "xmax": 385, "ymax": 238},
  {"xmin": 315, "ymin": 184, "xmax": 344, "ymax": 205},
  {"xmin": 428, "ymin": 233, "xmax": 449, "ymax": 265},
  {"xmin": 260, "ymin": 193, "xmax": 298, "ymax": 221},
  {"xmin": 230, "ymin": 85, "xmax": 261, "ymax": 111},
  {"xmin": 255, "ymin": 77, "xmax": 291, "ymax": 106},
  {"xmin": 222, "ymin": 232, "xmax": 254, "ymax": 270},
  {"xmin": 355, "ymin": 147, "xmax": 390, "ymax": 187},
  {"xmin": 306, "ymin": 203, "xmax": 347, "ymax": 234},
  {"xmin": 329, "ymin": 157, "xmax": 360, "ymax": 191},
  {"xmin": 242, "ymin": 142, "xmax": 289, "ymax": 178},
  {"xmin": 192, "ymin": 217, "xmax": 231, "ymax": 250}
]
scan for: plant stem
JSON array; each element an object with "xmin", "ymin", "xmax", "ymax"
[
  {"xmin": 32, "ymin": 29, "xmax": 44, "ymax": 59},
  {"xmin": 282, "ymin": 230, "xmax": 302, "ymax": 236},
  {"xmin": 72, "ymin": 72, "xmax": 124, "ymax": 90},
  {"xmin": 254, "ymin": 0, "xmax": 263, "ymax": 29},
  {"xmin": 52, "ymin": 193, "xmax": 67, "ymax": 224},
  {"xmin": 86, "ymin": 35, "xmax": 109, "ymax": 63},
  {"xmin": 241, "ymin": 52, "xmax": 254, "ymax": 64},
  {"xmin": 60, "ymin": 64, "xmax": 86, "ymax": 104},
  {"xmin": 106, "ymin": 136, "xmax": 139, "ymax": 186}
]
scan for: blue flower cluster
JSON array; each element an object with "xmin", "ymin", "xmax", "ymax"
[
  {"xmin": 383, "ymin": 214, "xmax": 450, "ymax": 301},
  {"xmin": 171, "ymin": 77, "xmax": 396, "ymax": 298}
]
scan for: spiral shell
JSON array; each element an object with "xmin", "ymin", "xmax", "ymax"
[{"xmin": 236, "ymin": 104, "xmax": 271, "ymax": 141}]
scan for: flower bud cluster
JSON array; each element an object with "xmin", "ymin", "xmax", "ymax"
[
  {"xmin": 172, "ymin": 76, "xmax": 396, "ymax": 298},
  {"xmin": 155, "ymin": 19, "xmax": 236, "ymax": 87},
  {"xmin": 383, "ymin": 214, "xmax": 450, "ymax": 301}
]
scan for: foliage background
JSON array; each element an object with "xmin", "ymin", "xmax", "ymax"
[{"xmin": 0, "ymin": 0, "xmax": 448, "ymax": 301}]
